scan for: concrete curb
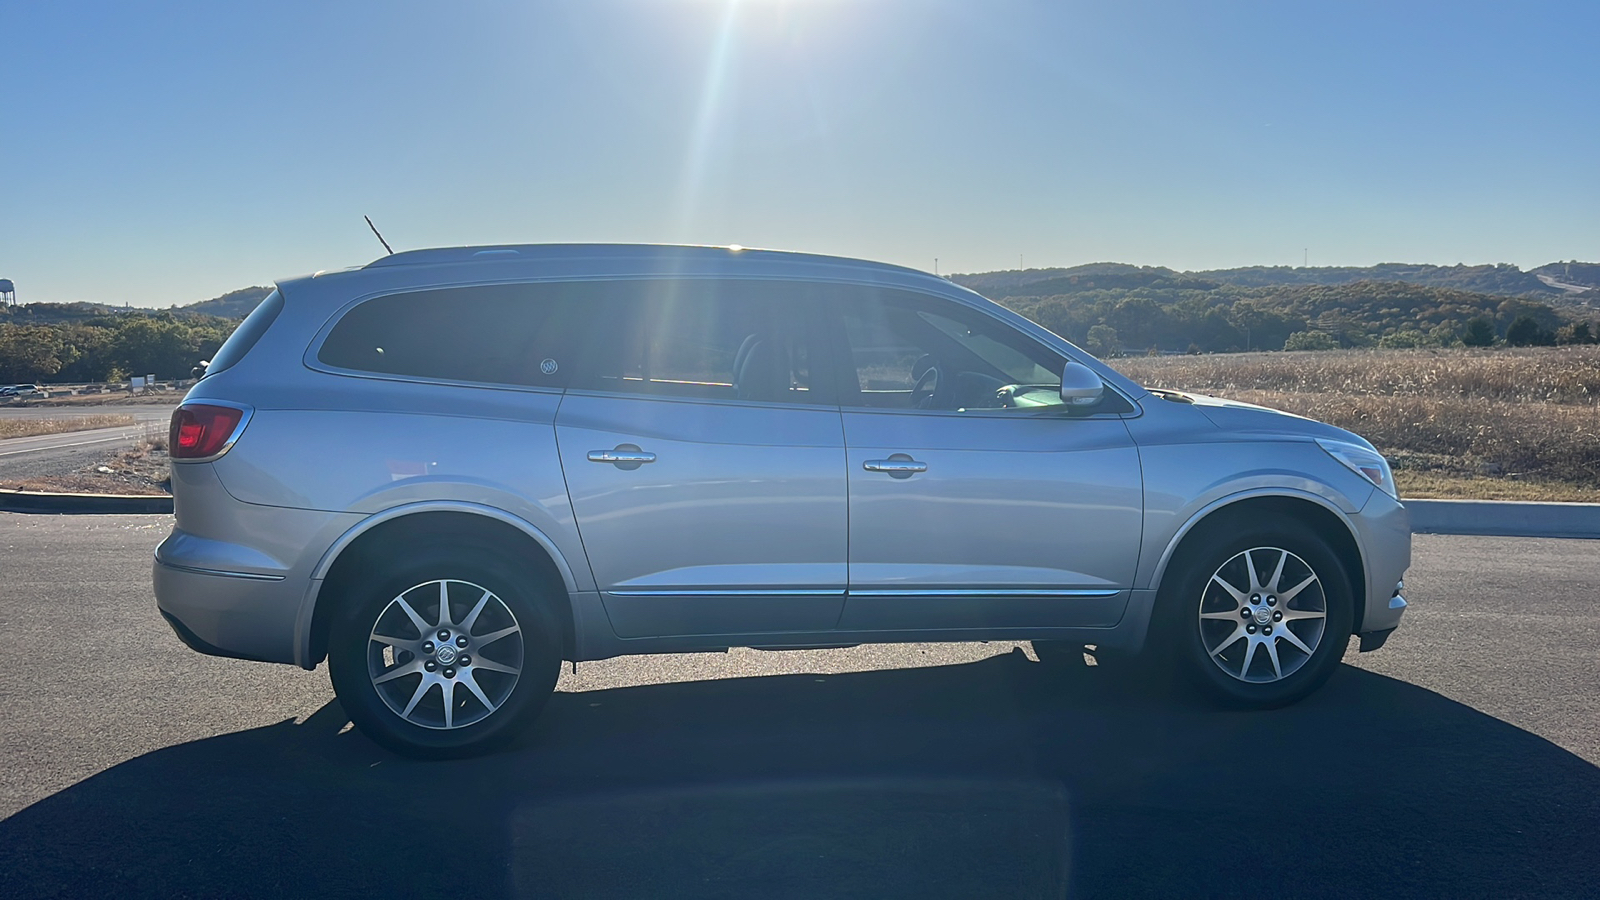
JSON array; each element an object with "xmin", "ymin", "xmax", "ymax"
[
  {"xmin": 0, "ymin": 490, "xmax": 172, "ymax": 515},
  {"xmin": 1406, "ymin": 499, "xmax": 1600, "ymax": 539}
]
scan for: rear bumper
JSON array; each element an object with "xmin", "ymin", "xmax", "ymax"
[{"xmin": 153, "ymin": 557, "xmax": 304, "ymax": 665}]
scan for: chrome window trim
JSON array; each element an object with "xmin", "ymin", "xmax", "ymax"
[
  {"xmin": 558, "ymin": 387, "xmax": 841, "ymax": 415},
  {"xmin": 848, "ymin": 588, "xmax": 1121, "ymax": 599},
  {"xmin": 606, "ymin": 589, "xmax": 847, "ymax": 598}
]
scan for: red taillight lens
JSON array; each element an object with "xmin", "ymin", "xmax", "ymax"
[{"xmin": 169, "ymin": 404, "xmax": 247, "ymax": 460}]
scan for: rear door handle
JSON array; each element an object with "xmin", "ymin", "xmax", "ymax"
[
  {"xmin": 863, "ymin": 455, "xmax": 927, "ymax": 478},
  {"xmin": 588, "ymin": 445, "xmax": 656, "ymax": 470}
]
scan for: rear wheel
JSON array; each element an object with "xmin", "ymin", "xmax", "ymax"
[
  {"xmin": 1157, "ymin": 519, "xmax": 1353, "ymax": 708},
  {"xmin": 328, "ymin": 547, "xmax": 562, "ymax": 758}
]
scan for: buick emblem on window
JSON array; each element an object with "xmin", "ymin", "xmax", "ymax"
[{"xmin": 540, "ymin": 358, "xmax": 558, "ymax": 375}]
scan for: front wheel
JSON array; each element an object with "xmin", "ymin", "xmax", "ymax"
[
  {"xmin": 327, "ymin": 548, "xmax": 562, "ymax": 758},
  {"xmin": 1158, "ymin": 520, "xmax": 1354, "ymax": 708}
]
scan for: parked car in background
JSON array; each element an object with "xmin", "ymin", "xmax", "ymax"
[
  {"xmin": 153, "ymin": 244, "xmax": 1411, "ymax": 757},
  {"xmin": 0, "ymin": 384, "xmax": 42, "ymax": 397}
]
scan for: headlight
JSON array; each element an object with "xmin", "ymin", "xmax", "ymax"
[{"xmin": 1316, "ymin": 438, "xmax": 1399, "ymax": 499}]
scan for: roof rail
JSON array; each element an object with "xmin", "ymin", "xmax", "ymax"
[{"xmin": 362, "ymin": 243, "xmax": 934, "ymax": 280}]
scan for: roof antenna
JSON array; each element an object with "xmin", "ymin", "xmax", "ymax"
[{"xmin": 364, "ymin": 215, "xmax": 394, "ymax": 255}]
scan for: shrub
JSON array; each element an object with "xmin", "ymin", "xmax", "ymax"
[
  {"xmin": 1462, "ymin": 317, "xmax": 1497, "ymax": 347},
  {"xmin": 1283, "ymin": 330, "xmax": 1339, "ymax": 351}
]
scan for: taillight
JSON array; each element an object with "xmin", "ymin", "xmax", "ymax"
[{"xmin": 169, "ymin": 404, "xmax": 249, "ymax": 460}]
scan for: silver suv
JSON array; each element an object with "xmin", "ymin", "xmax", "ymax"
[{"xmin": 153, "ymin": 244, "xmax": 1410, "ymax": 757}]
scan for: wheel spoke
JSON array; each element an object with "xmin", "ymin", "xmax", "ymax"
[
  {"xmin": 1200, "ymin": 610, "xmax": 1242, "ymax": 620},
  {"xmin": 437, "ymin": 581, "xmax": 454, "ymax": 627},
  {"xmin": 441, "ymin": 679, "xmax": 457, "ymax": 729},
  {"xmin": 400, "ymin": 677, "xmax": 433, "ymax": 718},
  {"xmin": 1266, "ymin": 550, "xmax": 1288, "ymax": 594},
  {"xmin": 1278, "ymin": 626, "xmax": 1316, "ymax": 656},
  {"xmin": 1210, "ymin": 574, "xmax": 1247, "ymax": 604},
  {"xmin": 395, "ymin": 597, "xmax": 432, "ymax": 635},
  {"xmin": 459, "ymin": 669, "xmax": 495, "ymax": 710},
  {"xmin": 1243, "ymin": 550, "xmax": 1262, "ymax": 593},
  {"xmin": 472, "ymin": 657, "xmax": 519, "ymax": 675},
  {"xmin": 370, "ymin": 633, "xmax": 413, "ymax": 649},
  {"xmin": 1240, "ymin": 637, "xmax": 1258, "ymax": 676},
  {"xmin": 1264, "ymin": 637, "xmax": 1283, "ymax": 679},
  {"xmin": 1278, "ymin": 574, "xmax": 1318, "ymax": 604},
  {"xmin": 373, "ymin": 659, "xmax": 422, "ymax": 684},
  {"xmin": 1280, "ymin": 606, "xmax": 1325, "ymax": 622},
  {"xmin": 1209, "ymin": 627, "xmax": 1246, "ymax": 658},
  {"xmin": 475, "ymin": 624, "xmax": 520, "ymax": 647},
  {"xmin": 461, "ymin": 589, "xmax": 493, "ymax": 634}
]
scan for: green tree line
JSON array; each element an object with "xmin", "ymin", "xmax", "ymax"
[
  {"xmin": 0, "ymin": 312, "xmax": 238, "ymax": 383},
  {"xmin": 995, "ymin": 280, "xmax": 1597, "ymax": 354}
]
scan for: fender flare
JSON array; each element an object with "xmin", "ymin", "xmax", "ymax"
[
  {"xmin": 293, "ymin": 500, "xmax": 582, "ymax": 668},
  {"xmin": 1145, "ymin": 487, "xmax": 1368, "ymax": 599}
]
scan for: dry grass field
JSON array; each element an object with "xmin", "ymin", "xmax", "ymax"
[
  {"xmin": 1111, "ymin": 347, "xmax": 1600, "ymax": 501},
  {"xmin": 0, "ymin": 415, "xmax": 137, "ymax": 440}
]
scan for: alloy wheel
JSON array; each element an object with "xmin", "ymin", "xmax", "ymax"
[
  {"xmin": 1197, "ymin": 547, "xmax": 1328, "ymax": 683},
  {"xmin": 366, "ymin": 579, "xmax": 524, "ymax": 730}
]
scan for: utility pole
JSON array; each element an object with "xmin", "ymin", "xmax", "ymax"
[{"xmin": 934, "ymin": 257, "xmax": 939, "ymax": 276}]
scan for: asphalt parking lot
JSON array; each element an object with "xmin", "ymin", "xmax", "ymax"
[{"xmin": 1, "ymin": 514, "xmax": 1596, "ymax": 899}]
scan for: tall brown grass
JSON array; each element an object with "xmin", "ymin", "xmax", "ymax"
[
  {"xmin": 1113, "ymin": 346, "xmax": 1600, "ymax": 405},
  {"xmin": 0, "ymin": 415, "xmax": 136, "ymax": 440},
  {"xmin": 1110, "ymin": 348, "xmax": 1600, "ymax": 494}
]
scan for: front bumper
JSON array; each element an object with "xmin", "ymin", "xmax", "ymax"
[{"xmin": 1354, "ymin": 491, "xmax": 1411, "ymax": 643}]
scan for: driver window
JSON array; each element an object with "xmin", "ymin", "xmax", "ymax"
[{"xmin": 837, "ymin": 291, "xmax": 1071, "ymax": 412}]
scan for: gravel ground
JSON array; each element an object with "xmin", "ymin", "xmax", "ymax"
[{"xmin": 0, "ymin": 437, "xmax": 171, "ymax": 494}]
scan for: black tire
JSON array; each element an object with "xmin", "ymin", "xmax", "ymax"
[
  {"xmin": 327, "ymin": 545, "xmax": 562, "ymax": 759},
  {"xmin": 1154, "ymin": 518, "xmax": 1353, "ymax": 708}
]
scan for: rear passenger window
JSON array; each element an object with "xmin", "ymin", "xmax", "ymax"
[
  {"xmin": 572, "ymin": 280, "xmax": 825, "ymax": 405},
  {"xmin": 317, "ymin": 283, "xmax": 588, "ymax": 388}
]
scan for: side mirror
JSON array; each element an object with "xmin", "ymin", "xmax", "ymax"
[{"xmin": 1059, "ymin": 362, "xmax": 1105, "ymax": 407}]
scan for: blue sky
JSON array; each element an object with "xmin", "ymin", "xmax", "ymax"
[{"xmin": 2, "ymin": 0, "xmax": 1596, "ymax": 307}]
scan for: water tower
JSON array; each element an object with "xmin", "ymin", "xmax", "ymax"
[{"xmin": 0, "ymin": 279, "xmax": 13, "ymax": 306}]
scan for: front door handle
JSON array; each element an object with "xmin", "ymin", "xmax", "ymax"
[
  {"xmin": 588, "ymin": 445, "xmax": 657, "ymax": 470},
  {"xmin": 863, "ymin": 454, "xmax": 927, "ymax": 478}
]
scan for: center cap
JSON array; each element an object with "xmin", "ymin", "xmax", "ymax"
[
  {"xmin": 1254, "ymin": 607, "xmax": 1274, "ymax": 626},
  {"xmin": 435, "ymin": 644, "xmax": 459, "ymax": 665}
]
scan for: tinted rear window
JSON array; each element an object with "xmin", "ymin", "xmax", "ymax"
[
  {"xmin": 204, "ymin": 289, "xmax": 283, "ymax": 378},
  {"xmin": 317, "ymin": 282, "xmax": 589, "ymax": 388}
]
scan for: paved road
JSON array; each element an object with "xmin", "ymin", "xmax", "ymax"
[
  {"xmin": 0, "ymin": 423, "xmax": 160, "ymax": 460},
  {"xmin": 0, "ymin": 516, "xmax": 1596, "ymax": 898}
]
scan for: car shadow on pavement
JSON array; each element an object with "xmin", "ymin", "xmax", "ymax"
[{"xmin": 2, "ymin": 651, "xmax": 1597, "ymax": 899}]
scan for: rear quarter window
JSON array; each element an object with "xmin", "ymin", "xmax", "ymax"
[
  {"xmin": 316, "ymin": 282, "xmax": 590, "ymax": 389},
  {"xmin": 204, "ymin": 289, "xmax": 284, "ymax": 378}
]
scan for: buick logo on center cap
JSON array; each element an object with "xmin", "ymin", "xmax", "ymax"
[
  {"xmin": 1254, "ymin": 607, "xmax": 1273, "ymax": 626},
  {"xmin": 540, "ymin": 358, "xmax": 558, "ymax": 375},
  {"xmin": 436, "ymin": 645, "xmax": 458, "ymax": 665}
]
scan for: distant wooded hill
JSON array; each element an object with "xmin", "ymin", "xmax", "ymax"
[
  {"xmin": 955, "ymin": 261, "xmax": 1579, "ymax": 300},
  {"xmin": 1529, "ymin": 261, "xmax": 1600, "ymax": 291},
  {"xmin": 182, "ymin": 286, "xmax": 274, "ymax": 318},
  {"xmin": 951, "ymin": 261, "xmax": 1600, "ymax": 354}
]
